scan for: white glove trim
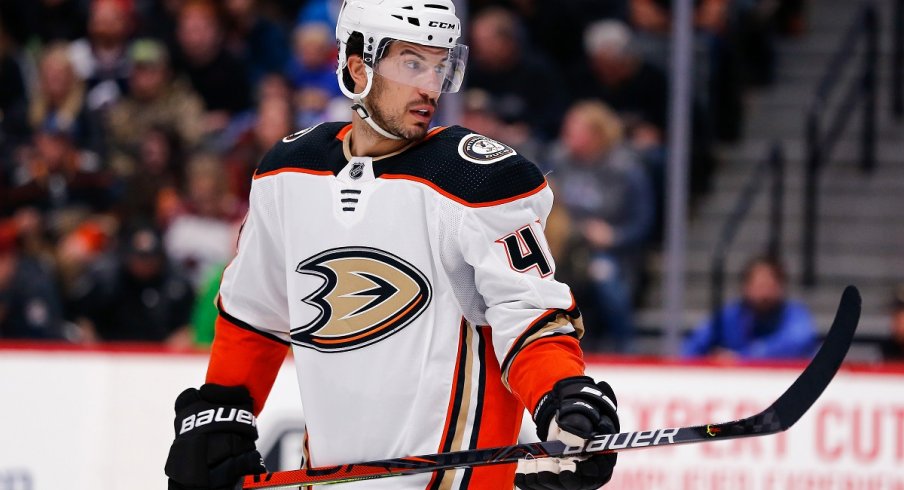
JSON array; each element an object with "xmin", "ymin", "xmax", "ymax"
[{"xmin": 547, "ymin": 418, "xmax": 587, "ymax": 448}]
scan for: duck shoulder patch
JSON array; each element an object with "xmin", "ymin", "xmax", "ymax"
[{"xmin": 457, "ymin": 133, "xmax": 517, "ymax": 164}]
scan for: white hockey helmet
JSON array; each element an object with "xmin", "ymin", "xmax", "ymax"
[{"xmin": 336, "ymin": 0, "xmax": 468, "ymax": 100}]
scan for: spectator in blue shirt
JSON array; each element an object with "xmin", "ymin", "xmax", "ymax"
[
  {"xmin": 285, "ymin": 22, "xmax": 343, "ymax": 127},
  {"xmin": 683, "ymin": 255, "xmax": 817, "ymax": 360}
]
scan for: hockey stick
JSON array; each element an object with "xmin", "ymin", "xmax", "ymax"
[{"xmin": 241, "ymin": 286, "xmax": 861, "ymax": 489}]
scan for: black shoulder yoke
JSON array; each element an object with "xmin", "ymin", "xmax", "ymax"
[
  {"xmin": 375, "ymin": 125, "xmax": 547, "ymax": 206},
  {"xmin": 256, "ymin": 122, "xmax": 349, "ymax": 176}
]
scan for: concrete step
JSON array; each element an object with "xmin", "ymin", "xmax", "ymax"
[
  {"xmin": 714, "ymin": 153, "xmax": 902, "ymax": 176},
  {"xmin": 776, "ymin": 70, "xmax": 903, "ymax": 87},
  {"xmin": 777, "ymin": 54, "xmax": 903, "ymax": 79},
  {"xmin": 779, "ymin": 34, "xmax": 900, "ymax": 56},
  {"xmin": 685, "ymin": 219, "xmax": 904, "ymax": 252},
  {"xmin": 777, "ymin": 34, "xmax": 899, "ymax": 57},
  {"xmin": 684, "ymin": 233, "xmax": 904, "ymax": 257},
  {"xmin": 741, "ymin": 95, "xmax": 904, "ymax": 120},
  {"xmin": 647, "ymin": 247, "xmax": 904, "ymax": 283},
  {"xmin": 645, "ymin": 277, "xmax": 898, "ymax": 308},
  {"xmin": 774, "ymin": 49, "xmax": 899, "ymax": 69},
  {"xmin": 746, "ymin": 83, "xmax": 904, "ymax": 110},
  {"xmin": 707, "ymin": 163, "xmax": 904, "ymax": 189},
  {"xmin": 693, "ymin": 208, "xmax": 902, "ymax": 228},
  {"xmin": 804, "ymin": 0, "xmax": 896, "ymax": 14},
  {"xmin": 667, "ymin": 222, "xmax": 901, "ymax": 256},
  {"xmin": 743, "ymin": 110, "xmax": 902, "ymax": 137},
  {"xmin": 651, "ymin": 237, "xmax": 903, "ymax": 278},
  {"xmin": 742, "ymin": 106, "xmax": 903, "ymax": 133},
  {"xmin": 700, "ymin": 190, "xmax": 904, "ymax": 218},
  {"xmin": 696, "ymin": 170, "xmax": 904, "ymax": 221},
  {"xmin": 665, "ymin": 243, "xmax": 904, "ymax": 279},
  {"xmin": 709, "ymin": 168, "xmax": 904, "ymax": 195},
  {"xmin": 746, "ymin": 92, "xmax": 903, "ymax": 115},
  {"xmin": 717, "ymin": 137, "xmax": 904, "ymax": 163},
  {"xmin": 805, "ymin": 18, "xmax": 900, "ymax": 37}
]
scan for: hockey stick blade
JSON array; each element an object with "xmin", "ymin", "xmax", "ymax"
[{"xmin": 241, "ymin": 286, "xmax": 860, "ymax": 489}]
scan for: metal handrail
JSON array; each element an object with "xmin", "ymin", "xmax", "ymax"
[
  {"xmin": 801, "ymin": 2, "xmax": 879, "ymax": 287},
  {"xmin": 710, "ymin": 142, "xmax": 784, "ymax": 341},
  {"xmin": 895, "ymin": 0, "xmax": 904, "ymax": 118}
]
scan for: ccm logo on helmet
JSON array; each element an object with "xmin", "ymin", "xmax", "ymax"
[
  {"xmin": 179, "ymin": 408, "xmax": 256, "ymax": 435},
  {"xmin": 427, "ymin": 21, "xmax": 457, "ymax": 29}
]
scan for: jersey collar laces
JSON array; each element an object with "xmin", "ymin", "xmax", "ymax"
[{"xmin": 336, "ymin": 0, "xmax": 468, "ymax": 140}]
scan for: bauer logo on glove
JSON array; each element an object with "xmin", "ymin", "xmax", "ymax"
[{"xmin": 179, "ymin": 407, "xmax": 257, "ymax": 435}]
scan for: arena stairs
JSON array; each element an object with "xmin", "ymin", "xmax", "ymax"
[{"xmin": 634, "ymin": 0, "xmax": 904, "ymax": 361}]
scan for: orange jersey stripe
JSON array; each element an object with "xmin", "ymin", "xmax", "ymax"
[
  {"xmin": 379, "ymin": 173, "xmax": 548, "ymax": 209},
  {"xmin": 467, "ymin": 326, "xmax": 523, "ymax": 488},
  {"xmin": 423, "ymin": 126, "xmax": 447, "ymax": 140},
  {"xmin": 335, "ymin": 123, "xmax": 352, "ymax": 141},
  {"xmin": 253, "ymin": 167, "xmax": 334, "ymax": 180},
  {"xmin": 207, "ymin": 315, "xmax": 290, "ymax": 415}
]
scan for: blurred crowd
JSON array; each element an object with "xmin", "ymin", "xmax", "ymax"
[{"xmin": 1, "ymin": 0, "xmax": 857, "ymax": 357}]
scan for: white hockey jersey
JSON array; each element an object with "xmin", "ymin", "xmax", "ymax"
[{"xmin": 215, "ymin": 122, "xmax": 585, "ymax": 489}]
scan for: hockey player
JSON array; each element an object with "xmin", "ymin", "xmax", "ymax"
[{"xmin": 165, "ymin": 1, "xmax": 619, "ymax": 489}]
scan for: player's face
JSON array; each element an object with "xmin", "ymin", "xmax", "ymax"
[
  {"xmin": 742, "ymin": 265, "xmax": 785, "ymax": 315},
  {"xmin": 893, "ymin": 310, "xmax": 904, "ymax": 343},
  {"xmin": 368, "ymin": 42, "xmax": 446, "ymax": 140}
]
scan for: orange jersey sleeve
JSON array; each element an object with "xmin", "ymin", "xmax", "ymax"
[
  {"xmin": 207, "ymin": 314, "xmax": 290, "ymax": 415},
  {"xmin": 505, "ymin": 335, "xmax": 585, "ymax": 414}
]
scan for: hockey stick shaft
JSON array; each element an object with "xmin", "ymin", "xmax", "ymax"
[
  {"xmin": 241, "ymin": 423, "xmax": 762, "ymax": 489},
  {"xmin": 242, "ymin": 286, "xmax": 861, "ymax": 489}
]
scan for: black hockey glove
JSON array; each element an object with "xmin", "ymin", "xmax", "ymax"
[
  {"xmin": 165, "ymin": 384, "xmax": 267, "ymax": 490},
  {"xmin": 515, "ymin": 376, "xmax": 619, "ymax": 490}
]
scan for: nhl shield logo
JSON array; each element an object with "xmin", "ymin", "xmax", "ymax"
[
  {"xmin": 349, "ymin": 162, "xmax": 365, "ymax": 180},
  {"xmin": 292, "ymin": 247, "xmax": 432, "ymax": 352},
  {"xmin": 458, "ymin": 134, "xmax": 517, "ymax": 164}
]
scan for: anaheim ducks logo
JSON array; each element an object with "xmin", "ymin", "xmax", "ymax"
[{"xmin": 291, "ymin": 247, "xmax": 432, "ymax": 352}]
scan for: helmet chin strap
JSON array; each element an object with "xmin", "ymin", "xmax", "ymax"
[
  {"xmin": 351, "ymin": 98, "xmax": 403, "ymax": 141},
  {"xmin": 345, "ymin": 66, "xmax": 402, "ymax": 141}
]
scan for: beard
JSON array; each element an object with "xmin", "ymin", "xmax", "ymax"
[
  {"xmin": 744, "ymin": 297, "xmax": 783, "ymax": 319},
  {"xmin": 366, "ymin": 75, "xmax": 432, "ymax": 141}
]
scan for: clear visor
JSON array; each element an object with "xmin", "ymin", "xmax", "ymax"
[{"xmin": 373, "ymin": 41, "xmax": 468, "ymax": 94}]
